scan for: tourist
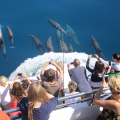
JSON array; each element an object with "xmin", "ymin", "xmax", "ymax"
[
  {"xmin": 65, "ymin": 81, "xmax": 81, "ymax": 106},
  {"xmin": 9, "ymin": 75, "xmax": 24, "ymax": 116},
  {"xmin": 40, "ymin": 61, "xmax": 63, "ymax": 97},
  {"xmin": 17, "ymin": 81, "xmax": 58, "ymax": 120},
  {"xmin": 94, "ymin": 75, "xmax": 120, "ymax": 119},
  {"xmin": 0, "ymin": 76, "xmax": 11, "ymax": 110},
  {"xmin": 68, "ymin": 59, "xmax": 91, "ymax": 93},
  {"xmin": 86, "ymin": 54, "xmax": 105, "ymax": 89}
]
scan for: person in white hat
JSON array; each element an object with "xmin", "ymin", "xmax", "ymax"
[{"xmin": 108, "ymin": 64, "xmax": 120, "ymax": 77}]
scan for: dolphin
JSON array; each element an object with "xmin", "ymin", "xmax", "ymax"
[
  {"xmin": 0, "ymin": 27, "xmax": 12, "ymax": 62},
  {"xmin": 45, "ymin": 36, "xmax": 54, "ymax": 52},
  {"xmin": 66, "ymin": 24, "xmax": 83, "ymax": 48},
  {"xmin": 59, "ymin": 40, "xmax": 68, "ymax": 53},
  {"xmin": 90, "ymin": 36, "xmax": 106, "ymax": 60},
  {"xmin": 28, "ymin": 34, "xmax": 44, "ymax": 54},
  {"xmin": 7, "ymin": 26, "xmax": 15, "ymax": 48},
  {"xmin": 47, "ymin": 18, "xmax": 73, "ymax": 39},
  {"xmin": 68, "ymin": 43, "xmax": 73, "ymax": 52},
  {"xmin": 56, "ymin": 29, "xmax": 62, "ymax": 49}
]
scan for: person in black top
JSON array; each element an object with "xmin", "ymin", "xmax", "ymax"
[{"xmin": 86, "ymin": 54, "xmax": 105, "ymax": 89}]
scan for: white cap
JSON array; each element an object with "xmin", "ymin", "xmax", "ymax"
[{"xmin": 113, "ymin": 64, "xmax": 120, "ymax": 71}]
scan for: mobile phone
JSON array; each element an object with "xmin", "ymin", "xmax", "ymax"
[
  {"xmin": 102, "ymin": 75, "xmax": 109, "ymax": 82},
  {"xmin": 92, "ymin": 54, "xmax": 96, "ymax": 58},
  {"xmin": 18, "ymin": 73, "xmax": 22, "ymax": 76},
  {"xmin": 71, "ymin": 62, "xmax": 74, "ymax": 64},
  {"xmin": 109, "ymin": 61, "xmax": 111, "ymax": 66}
]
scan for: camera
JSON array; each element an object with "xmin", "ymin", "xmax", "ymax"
[
  {"xmin": 18, "ymin": 73, "xmax": 22, "ymax": 76},
  {"xmin": 92, "ymin": 55, "xmax": 96, "ymax": 58},
  {"xmin": 102, "ymin": 75, "xmax": 109, "ymax": 82},
  {"xmin": 71, "ymin": 62, "xmax": 74, "ymax": 64},
  {"xmin": 109, "ymin": 61, "xmax": 111, "ymax": 66},
  {"xmin": 49, "ymin": 62, "xmax": 51, "ymax": 64}
]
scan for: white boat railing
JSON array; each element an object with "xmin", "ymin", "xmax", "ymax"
[{"xmin": 4, "ymin": 87, "xmax": 111, "ymax": 120}]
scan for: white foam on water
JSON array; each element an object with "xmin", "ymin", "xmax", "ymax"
[{"xmin": 8, "ymin": 52, "xmax": 109, "ymax": 81}]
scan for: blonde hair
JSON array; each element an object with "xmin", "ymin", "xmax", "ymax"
[
  {"xmin": 108, "ymin": 75, "xmax": 120, "ymax": 98},
  {"xmin": 0, "ymin": 76, "xmax": 7, "ymax": 87},
  {"xmin": 55, "ymin": 61, "xmax": 64, "ymax": 69},
  {"xmin": 28, "ymin": 81, "xmax": 49, "ymax": 120}
]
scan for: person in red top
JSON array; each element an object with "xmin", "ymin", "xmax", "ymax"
[
  {"xmin": 0, "ymin": 109, "xmax": 10, "ymax": 120},
  {"xmin": 9, "ymin": 73, "xmax": 31, "ymax": 116}
]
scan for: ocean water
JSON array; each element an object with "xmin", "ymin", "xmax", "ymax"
[{"xmin": 0, "ymin": 0, "xmax": 120, "ymax": 77}]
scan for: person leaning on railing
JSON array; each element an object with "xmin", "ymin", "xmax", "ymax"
[
  {"xmin": 17, "ymin": 81, "xmax": 58, "ymax": 120},
  {"xmin": 93, "ymin": 75, "xmax": 120, "ymax": 120},
  {"xmin": 86, "ymin": 54, "xmax": 105, "ymax": 90}
]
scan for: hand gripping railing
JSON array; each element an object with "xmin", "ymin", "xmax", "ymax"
[{"xmin": 4, "ymin": 87, "xmax": 111, "ymax": 119}]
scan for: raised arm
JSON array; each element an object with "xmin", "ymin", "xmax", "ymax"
[
  {"xmin": 9, "ymin": 75, "xmax": 19, "ymax": 90},
  {"xmin": 86, "ymin": 55, "xmax": 94, "ymax": 73},
  {"xmin": 93, "ymin": 79, "xmax": 115, "ymax": 110},
  {"xmin": 40, "ymin": 61, "xmax": 49, "ymax": 80},
  {"xmin": 22, "ymin": 73, "xmax": 31, "ymax": 84},
  {"xmin": 50, "ymin": 61, "xmax": 63, "ymax": 79}
]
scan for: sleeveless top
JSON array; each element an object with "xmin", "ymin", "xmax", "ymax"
[
  {"xmin": 9, "ymin": 101, "xmax": 21, "ymax": 116},
  {"xmin": 97, "ymin": 97, "xmax": 120, "ymax": 120}
]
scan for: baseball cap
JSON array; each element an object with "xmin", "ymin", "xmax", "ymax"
[{"xmin": 113, "ymin": 64, "xmax": 120, "ymax": 71}]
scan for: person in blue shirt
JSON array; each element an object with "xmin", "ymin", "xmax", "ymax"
[{"xmin": 17, "ymin": 81, "xmax": 58, "ymax": 120}]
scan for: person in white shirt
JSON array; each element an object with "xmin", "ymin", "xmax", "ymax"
[{"xmin": 0, "ymin": 76, "xmax": 11, "ymax": 110}]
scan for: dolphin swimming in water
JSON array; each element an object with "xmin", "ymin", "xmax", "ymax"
[
  {"xmin": 90, "ymin": 36, "xmax": 106, "ymax": 60},
  {"xmin": 7, "ymin": 26, "xmax": 15, "ymax": 48},
  {"xmin": 56, "ymin": 29, "xmax": 62, "ymax": 50},
  {"xmin": 0, "ymin": 27, "xmax": 12, "ymax": 62},
  {"xmin": 66, "ymin": 24, "xmax": 83, "ymax": 48},
  {"xmin": 68, "ymin": 43, "xmax": 73, "ymax": 52},
  {"xmin": 47, "ymin": 18, "xmax": 73, "ymax": 39},
  {"xmin": 59, "ymin": 40, "xmax": 68, "ymax": 53},
  {"xmin": 28, "ymin": 34, "xmax": 44, "ymax": 54},
  {"xmin": 45, "ymin": 36, "xmax": 54, "ymax": 52}
]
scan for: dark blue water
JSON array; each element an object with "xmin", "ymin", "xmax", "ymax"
[{"xmin": 0, "ymin": 0, "xmax": 120, "ymax": 77}]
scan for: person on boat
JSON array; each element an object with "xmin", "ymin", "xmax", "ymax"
[
  {"xmin": 107, "ymin": 64, "xmax": 120, "ymax": 77},
  {"xmin": 0, "ymin": 109, "xmax": 10, "ymax": 120},
  {"xmin": 108, "ymin": 53, "xmax": 120, "ymax": 73},
  {"xmin": 40, "ymin": 61, "xmax": 63, "ymax": 97},
  {"xmin": 94, "ymin": 75, "xmax": 120, "ymax": 120},
  {"xmin": 86, "ymin": 54, "xmax": 105, "ymax": 89},
  {"xmin": 68, "ymin": 59, "xmax": 91, "ymax": 93},
  {"xmin": 0, "ymin": 76, "xmax": 11, "ymax": 110},
  {"xmin": 65, "ymin": 81, "xmax": 81, "ymax": 106},
  {"xmin": 9, "ymin": 73, "xmax": 31, "ymax": 116},
  {"xmin": 17, "ymin": 81, "xmax": 58, "ymax": 120}
]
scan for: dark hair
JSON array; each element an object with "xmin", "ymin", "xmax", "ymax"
[
  {"xmin": 11, "ymin": 82, "xmax": 24, "ymax": 101},
  {"xmin": 74, "ymin": 59, "xmax": 80, "ymax": 67},
  {"xmin": 46, "ymin": 69, "xmax": 55, "ymax": 82},
  {"xmin": 68, "ymin": 81, "xmax": 77, "ymax": 92},
  {"xmin": 21, "ymin": 80, "xmax": 29, "ymax": 90},
  {"xmin": 44, "ymin": 70, "xmax": 48, "ymax": 78},
  {"xmin": 112, "ymin": 54, "xmax": 120, "ymax": 62},
  {"xmin": 94, "ymin": 60, "xmax": 105, "ymax": 74}
]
